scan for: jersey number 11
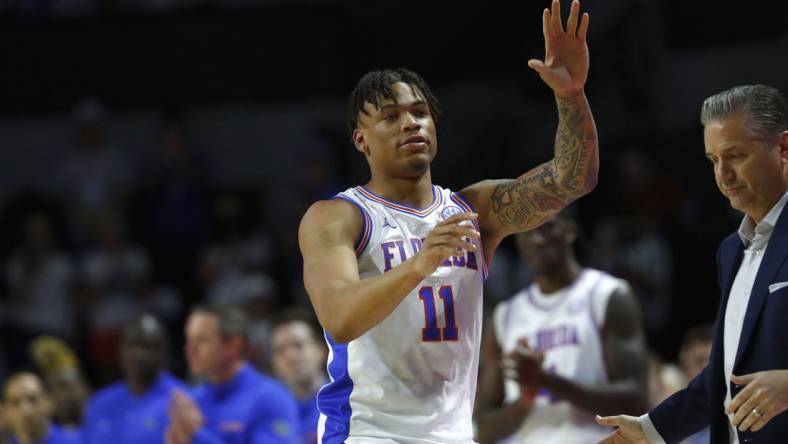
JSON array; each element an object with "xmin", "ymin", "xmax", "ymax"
[{"xmin": 418, "ymin": 286, "xmax": 458, "ymax": 342}]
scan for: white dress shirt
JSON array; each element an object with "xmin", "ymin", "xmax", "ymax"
[{"xmin": 640, "ymin": 191, "xmax": 788, "ymax": 444}]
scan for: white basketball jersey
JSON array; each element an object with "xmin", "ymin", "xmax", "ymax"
[
  {"xmin": 493, "ymin": 268, "xmax": 625, "ymax": 444},
  {"xmin": 317, "ymin": 185, "xmax": 487, "ymax": 444}
]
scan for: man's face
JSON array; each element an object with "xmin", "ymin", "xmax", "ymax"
[
  {"xmin": 185, "ymin": 312, "xmax": 227, "ymax": 379},
  {"xmin": 271, "ymin": 322, "xmax": 326, "ymax": 387},
  {"xmin": 120, "ymin": 320, "xmax": 165, "ymax": 386},
  {"xmin": 704, "ymin": 115, "xmax": 788, "ymax": 221},
  {"xmin": 515, "ymin": 219, "xmax": 575, "ymax": 275},
  {"xmin": 3, "ymin": 375, "xmax": 51, "ymax": 439},
  {"xmin": 353, "ymin": 82, "xmax": 437, "ymax": 179}
]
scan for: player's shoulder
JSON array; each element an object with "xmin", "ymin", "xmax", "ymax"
[
  {"xmin": 85, "ymin": 381, "xmax": 128, "ymax": 412},
  {"xmin": 243, "ymin": 367, "xmax": 298, "ymax": 409},
  {"xmin": 299, "ymin": 195, "xmax": 364, "ymax": 244},
  {"xmin": 582, "ymin": 268, "xmax": 630, "ymax": 293}
]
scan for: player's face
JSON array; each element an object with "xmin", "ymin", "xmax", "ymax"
[
  {"xmin": 271, "ymin": 322, "xmax": 326, "ymax": 387},
  {"xmin": 705, "ymin": 115, "xmax": 788, "ymax": 222},
  {"xmin": 3, "ymin": 375, "xmax": 51, "ymax": 439},
  {"xmin": 516, "ymin": 219, "xmax": 574, "ymax": 275},
  {"xmin": 353, "ymin": 82, "xmax": 437, "ymax": 179},
  {"xmin": 184, "ymin": 312, "xmax": 227, "ymax": 379}
]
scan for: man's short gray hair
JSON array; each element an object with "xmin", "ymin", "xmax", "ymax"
[{"xmin": 700, "ymin": 84, "xmax": 788, "ymax": 138}]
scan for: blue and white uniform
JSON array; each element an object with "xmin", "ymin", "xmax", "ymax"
[
  {"xmin": 318, "ymin": 185, "xmax": 487, "ymax": 444},
  {"xmin": 493, "ymin": 268, "xmax": 625, "ymax": 444}
]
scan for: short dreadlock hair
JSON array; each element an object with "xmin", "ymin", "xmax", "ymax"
[{"xmin": 347, "ymin": 68, "xmax": 441, "ymax": 137}]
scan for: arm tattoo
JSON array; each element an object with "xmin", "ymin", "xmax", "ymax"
[{"xmin": 491, "ymin": 94, "xmax": 598, "ymax": 232}]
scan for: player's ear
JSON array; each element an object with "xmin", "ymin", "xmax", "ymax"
[
  {"xmin": 778, "ymin": 130, "xmax": 788, "ymax": 163},
  {"xmin": 352, "ymin": 129, "xmax": 369, "ymax": 155}
]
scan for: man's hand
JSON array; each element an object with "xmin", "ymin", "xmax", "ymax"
[
  {"xmin": 529, "ymin": 0, "xmax": 590, "ymax": 98},
  {"xmin": 595, "ymin": 415, "xmax": 650, "ymax": 444},
  {"xmin": 502, "ymin": 338, "xmax": 545, "ymax": 406},
  {"xmin": 411, "ymin": 213, "xmax": 479, "ymax": 277},
  {"xmin": 166, "ymin": 390, "xmax": 204, "ymax": 444},
  {"xmin": 727, "ymin": 370, "xmax": 788, "ymax": 432}
]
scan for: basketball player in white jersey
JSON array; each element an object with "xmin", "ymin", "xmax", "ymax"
[
  {"xmin": 474, "ymin": 213, "xmax": 648, "ymax": 444},
  {"xmin": 299, "ymin": 1, "xmax": 598, "ymax": 442}
]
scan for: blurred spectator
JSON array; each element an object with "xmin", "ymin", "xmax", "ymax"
[
  {"xmin": 678, "ymin": 324, "xmax": 713, "ymax": 444},
  {"xmin": 28, "ymin": 336, "xmax": 89, "ymax": 429},
  {"xmin": 166, "ymin": 305, "xmax": 299, "ymax": 444},
  {"xmin": 2, "ymin": 372, "xmax": 81, "ymax": 444},
  {"xmin": 76, "ymin": 210, "xmax": 180, "ymax": 382},
  {"xmin": 54, "ymin": 98, "xmax": 133, "ymax": 249},
  {"xmin": 139, "ymin": 112, "xmax": 212, "ymax": 299},
  {"xmin": 646, "ymin": 351, "xmax": 686, "ymax": 410},
  {"xmin": 270, "ymin": 308, "xmax": 327, "ymax": 444},
  {"xmin": 83, "ymin": 315, "xmax": 183, "ymax": 444},
  {"xmin": 3, "ymin": 212, "xmax": 75, "ymax": 369}
]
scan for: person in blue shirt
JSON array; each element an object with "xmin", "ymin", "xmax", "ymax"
[
  {"xmin": 269, "ymin": 309, "xmax": 327, "ymax": 444},
  {"xmin": 3, "ymin": 372, "xmax": 82, "ymax": 444},
  {"xmin": 166, "ymin": 305, "xmax": 299, "ymax": 444},
  {"xmin": 83, "ymin": 314, "xmax": 183, "ymax": 444}
]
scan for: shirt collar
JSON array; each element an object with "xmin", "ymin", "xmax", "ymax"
[{"xmin": 738, "ymin": 191, "xmax": 788, "ymax": 245}]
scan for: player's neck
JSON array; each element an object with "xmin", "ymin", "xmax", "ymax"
[
  {"xmin": 365, "ymin": 173, "xmax": 433, "ymax": 208},
  {"xmin": 535, "ymin": 260, "xmax": 582, "ymax": 295}
]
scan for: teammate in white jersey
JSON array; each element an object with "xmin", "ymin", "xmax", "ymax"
[
  {"xmin": 474, "ymin": 213, "xmax": 648, "ymax": 444},
  {"xmin": 299, "ymin": 1, "xmax": 599, "ymax": 442}
]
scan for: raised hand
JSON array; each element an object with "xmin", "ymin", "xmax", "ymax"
[
  {"xmin": 594, "ymin": 415, "xmax": 650, "ymax": 444},
  {"xmin": 411, "ymin": 213, "xmax": 479, "ymax": 277},
  {"xmin": 529, "ymin": 0, "xmax": 590, "ymax": 98}
]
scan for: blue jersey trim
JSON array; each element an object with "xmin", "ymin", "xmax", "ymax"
[{"xmin": 316, "ymin": 332, "xmax": 353, "ymax": 443}]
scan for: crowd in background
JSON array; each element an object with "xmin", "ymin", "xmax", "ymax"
[{"xmin": 1, "ymin": 0, "xmax": 786, "ymax": 442}]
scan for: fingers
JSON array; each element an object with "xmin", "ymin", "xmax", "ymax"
[
  {"xmin": 731, "ymin": 388, "xmax": 760, "ymax": 426},
  {"xmin": 566, "ymin": 0, "xmax": 580, "ymax": 37},
  {"xmin": 731, "ymin": 373, "xmax": 756, "ymax": 385},
  {"xmin": 577, "ymin": 12, "xmax": 590, "ymax": 42},
  {"xmin": 595, "ymin": 414, "xmax": 624, "ymax": 427},
  {"xmin": 736, "ymin": 405, "xmax": 763, "ymax": 432},
  {"xmin": 726, "ymin": 379, "xmax": 755, "ymax": 415},
  {"xmin": 550, "ymin": 0, "xmax": 563, "ymax": 36},
  {"xmin": 751, "ymin": 407, "xmax": 774, "ymax": 432}
]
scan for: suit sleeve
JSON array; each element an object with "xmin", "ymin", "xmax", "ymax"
[{"xmin": 647, "ymin": 365, "xmax": 713, "ymax": 443}]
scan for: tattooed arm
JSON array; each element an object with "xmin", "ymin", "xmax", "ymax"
[{"xmin": 461, "ymin": 0, "xmax": 597, "ymax": 262}]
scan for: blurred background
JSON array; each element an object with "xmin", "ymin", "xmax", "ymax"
[{"xmin": 0, "ymin": 0, "xmax": 786, "ymax": 401}]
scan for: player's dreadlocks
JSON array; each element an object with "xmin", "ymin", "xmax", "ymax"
[{"xmin": 347, "ymin": 68, "xmax": 441, "ymax": 137}]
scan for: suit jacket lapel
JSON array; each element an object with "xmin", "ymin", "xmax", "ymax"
[{"xmin": 734, "ymin": 208, "xmax": 788, "ymax": 368}]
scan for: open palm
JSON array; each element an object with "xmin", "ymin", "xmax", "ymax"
[{"xmin": 530, "ymin": 0, "xmax": 590, "ymax": 98}]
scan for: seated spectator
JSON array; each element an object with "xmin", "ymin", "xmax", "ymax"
[
  {"xmin": 166, "ymin": 305, "xmax": 299, "ymax": 444},
  {"xmin": 2, "ymin": 372, "xmax": 81, "ymax": 444},
  {"xmin": 28, "ymin": 336, "xmax": 89, "ymax": 430},
  {"xmin": 270, "ymin": 308, "xmax": 327, "ymax": 444},
  {"xmin": 83, "ymin": 315, "xmax": 182, "ymax": 444},
  {"xmin": 678, "ymin": 324, "xmax": 713, "ymax": 444}
]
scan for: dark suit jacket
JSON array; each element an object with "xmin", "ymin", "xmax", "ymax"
[{"xmin": 649, "ymin": 205, "xmax": 788, "ymax": 443}]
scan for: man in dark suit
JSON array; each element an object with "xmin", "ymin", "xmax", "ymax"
[{"xmin": 594, "ymin": 84, "xmax": 788, "ymax": 443}]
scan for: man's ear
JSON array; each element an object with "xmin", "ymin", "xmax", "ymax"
[
  {"xmin": 352, "ymin": 128, "xmax": 368, "ymax": 155},
  {"xmin": 779, "ymin": 130, "xmax": 788, "ymax": 163}
]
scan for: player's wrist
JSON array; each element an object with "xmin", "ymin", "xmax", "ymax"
[{"xmin": 554, "ymin": 89, "xmax": 585, "ymax": 100}]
